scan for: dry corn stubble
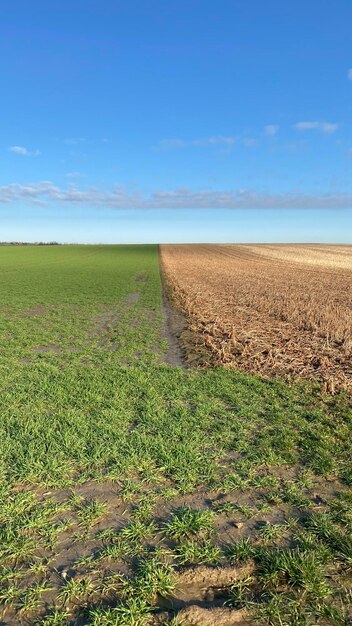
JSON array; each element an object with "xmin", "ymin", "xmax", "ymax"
[{"xmin": 160, "ymin": 244, "xmax": 352, "ymax": 392}]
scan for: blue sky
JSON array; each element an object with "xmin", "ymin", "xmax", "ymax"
[{"xmin": 1, "ymin": 0, "xmax": 352, "ymax": 243}]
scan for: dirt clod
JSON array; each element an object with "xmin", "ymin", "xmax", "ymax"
[
  {"xmin": 162, "ymin": 565, "xmax": 254, "ymax": 610},
  {"xmin": 177, "ymin": 605, "xmax": 251, "ymax": 625}
]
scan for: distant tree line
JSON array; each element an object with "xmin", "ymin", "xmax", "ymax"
[{"xmin": 0, "ymin": 242, "xmax": 61, "ymax": 246}]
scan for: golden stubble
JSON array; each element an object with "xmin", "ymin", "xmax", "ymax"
[{"xmin": 160, "ymin": 244, "xmax": 352, "ymax": 392}]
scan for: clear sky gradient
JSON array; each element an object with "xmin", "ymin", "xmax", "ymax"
[{"xmin": 1, "ymin": 1, "xmax": 352, "ymax": 243}]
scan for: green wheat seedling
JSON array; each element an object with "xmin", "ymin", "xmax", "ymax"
[
  {"xmin": 131, "ymin": 493, "xmax": 158, "ymax": 522},
  {"xmin": 97, "ymin": 572, "xmax": 127, "ymax": 599},
  {"xmin": 96, "ymin": 540, "xmax": 126, "ymax": 561},
  {"xmin": 75, "ymin": 499, "xmax": 108, "ymax": 529},
  {"xmin": 120, "ymin": 519, "xmax": 157, "ymax": 544},
  {"xmin": 305, "ymin": 512, "xmax": 352, "ymax": 565},
  {"xmin": 58, "ymin": 575, "xmax": 95, "ymax": 605},
  {"xmin": 225, "ymin": 575, "xmax": 254, "ymax": 609},
  {"xmin": 226, "ymin": 538, "xmax": 257, "ymax": 563},
  {"xmin": 258, "ymin": 520, "xmax": 297, "ymax": 545},
  {"xmin": 257, "ymin": 547, "xmax": 332, "ymax": 599},
  {"xmin": 0, "ymin": 581, "xmax": 23, "ymax": 608},
  {"xmin": 165, "ymin": 507, "xmax": 215, "ymax": 539},
  {"xmin": 120, "ymin": 479, "xmax": 143, "ymax": 503},
  {"xmin": 212, "ymin": 501, "xmax": 237, "ymax": 516},
  {"xmin": 18, "ymin": 581, "xmax": 52, "ymax": 614},
  {"xmin": 0, "ymin": 530, "xmax": 37, "ymax": 566},
  {"xmin": 28, "ymin": 558, "xmax": 51, "ymax": 576},
  {"xmin": 34, "ymin": 608, "xmax": 70, "ymax": 625},
  {"xmin": 89, "ymin": 597, "xmax": 152, "ymax": 626},
  {"xmin": 175, "ymin": 539, "xmax": 221, "ymax": 565},
  {"xmin": 0, "ymin": 580, "xmax": 51, "ymax": 614},
  {"xmin": 132, "ymin": 557, "xmax": 175, "ymax": 602},
  {"xmin": 280, "ymin": 480, "xmax": 311, "ymax": 508},
  {"xmin": 329, "ymin": 493, "xmax": 352, "ymax": 530}
]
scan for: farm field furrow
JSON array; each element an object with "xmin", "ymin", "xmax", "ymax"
[
  {"xmin": 0, "ymin": 245, "xmax": 351, "ymax": 626},
  {"xmin": 160, "ymin": 244, "xmax": 352, "ymax": 392}
]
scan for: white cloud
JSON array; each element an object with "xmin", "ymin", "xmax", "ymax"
[
  {"xmin": 9, "ymin": 146, "xmax": 29, "ymax": 156},
  {"xmin": 155, "ymin": 135, "xmax": 236, "ymax": 150},
  {"xmin": 0, "ymin": 181, "xmax": 352, "ymax": 209},
  {"xmin": 294, "ymin": 121, "xmax": 338, "ymax": 134},
  {"xmin": 8, "ymin": 146, "xmax": 40, "ymax": 156},
  {"xmin": 264, "ymin": 124, "xmax": 279, "ymax": 136},
  {"xmin": 348, "ymin": 68, "xmax": 352, "ymax": 80}
]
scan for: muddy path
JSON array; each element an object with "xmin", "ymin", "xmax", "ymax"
[{"xmin": 159, "ymin": 249, "xmax": 187, "ymax": 368}]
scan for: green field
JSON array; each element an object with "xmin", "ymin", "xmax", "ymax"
[{"xmin": 0, "ymin": 245, "xmax": 351, "ymax": 626}]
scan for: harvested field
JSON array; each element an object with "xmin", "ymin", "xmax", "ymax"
[{"xmin": 160, "ymin": 244, "xmax": 352, "ymax": 391}]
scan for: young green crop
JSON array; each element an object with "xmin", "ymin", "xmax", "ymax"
[{"xmin": 0, "ymin": 244, "xmax": 350, "ymax": 626}]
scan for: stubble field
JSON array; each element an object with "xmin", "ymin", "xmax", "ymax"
[
  {"xmin": 0, "ymin": 244, "xmax": 351, "ymax": 626},
  {"xmin": 160, "ymin": 244, "xmax": 352, "ymax": 392}
]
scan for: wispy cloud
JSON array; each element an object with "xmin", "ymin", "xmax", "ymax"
[
  {"xmin": 64, "ymin": 137, "xmax": 85, "ymax": 145},
  {"xmin": 66, "ymin": 172, "xmax": 85, "ymax": 179},
  {"xmin": 8, "ymin": 146, "xmax": 40, "ymax": 156},
  {"xmin": 264, "ymin": 125, "xmax": 279, "ymax": 137},
  {"xmin": 348, "ymin": 68, "xmax": 352, "ymax": 80},
  {"xmin": 155, "ymin": 135, "xmax": 263, "ymax": 150},
  {"xmin": 294, "ymin": 121, "xmax": 338, "ymax": 134},
  {"xmin": 156, "ymin": 139, "xmax": 188, "ymax": 150},
  {"xmin": 0, "ymin": 181, "xmax": 352, "ymax": 209},
  {"xmin": 242, "ymin": 137, "xmax": 257, "ymax": 147},
  {"xmin": 155, "ymin": 135, "xmax": 236, "ymax": 150},
  {"xmin": 9, "ymin": 146, "xmax": 28, "ymax": 156}
]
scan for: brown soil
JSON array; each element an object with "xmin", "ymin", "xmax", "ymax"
[
  {"xmin": 162, "ymin": 564, "xmax": 254, "ymax": 609},
  {"xmin": 124, "ymin": 292, "xmax": 140, "ymax": 306},
  {"xmin": 136, "ymin": 272, "xmax": 149, "ymax": 282},
  {"xmin": 32, "ymin": 343, "xmax": 62, "ymax": 354},
  {"xmin": 159, "ymin": 270, "xmax": 187, "ymax": 367},
  {"xmin": 160, "ymin": 244, "xmax": 352, "ymax": 392},
  {"xmin": 1, "ymin": 466, "xmax": 347, "ymax": 626},
  {"xmin": 20, "ymin": 305, "xmax": 47, "ymax": 317},
  {"xmin": 174, "ymin": 605, "xmax": 252, "ymax": 625}
]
